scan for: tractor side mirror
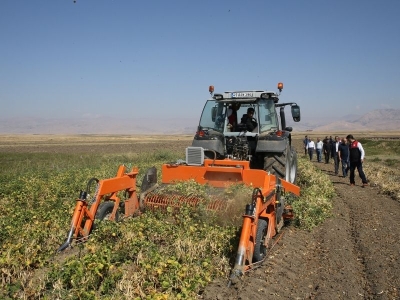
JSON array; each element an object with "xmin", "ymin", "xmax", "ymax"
[
  {"xmin": 211, "ymin": 107, "xmax": 217, "ymax": 122},
  {"xmin": 291, "ymin": 105, "xmax": 301, "ymax": 122}
]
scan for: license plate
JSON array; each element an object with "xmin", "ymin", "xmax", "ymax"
[{"xmin": 231, "ymin": 92, "xmax": 253, "ymax": 98}]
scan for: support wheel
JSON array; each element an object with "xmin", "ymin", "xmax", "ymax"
[
  {"xmin": 95, "ymin": 201, "xmax": 119, "ymax": 222},
  {"xmin": 253, "ymin": 218, "xmax": 268, "ymax": 262}
]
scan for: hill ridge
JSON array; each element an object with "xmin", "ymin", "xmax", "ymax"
[{"xmin": 0, "ymin": 108, "xmax": 399, "ymax": 134}]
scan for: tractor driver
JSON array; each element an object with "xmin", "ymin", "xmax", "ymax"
[{"xmin": 240, "ymin": 107, "xmax": 258, "ymax": 131}]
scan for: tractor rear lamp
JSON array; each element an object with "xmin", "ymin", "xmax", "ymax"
[
  {"xmin": 197, "ymin": 130, "xmax": 206, "ymax": 137},
  {"xmin": 276, "ymin": 130, "xmax": 283, "ymax": 137}
]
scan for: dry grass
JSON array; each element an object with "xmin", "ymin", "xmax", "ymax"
[
  {"xmin": 0, "ymin": 134, "xmax": 193, "ymax": 145},
  {"xmin": 294, "ymin": 131, "xmax": 400, "ymax": 139},
  {"xmin": 364, "ymin": 162, "xmax": 400, "ymax": 201}
]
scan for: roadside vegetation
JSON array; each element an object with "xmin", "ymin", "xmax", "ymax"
[
  {"xmin": 0, "ymin": 141, "xmax": 336, "ymax": 299},
  {"xmin": 290, "ymin": 157, "xmax": 335, "ymax": 229},
  {"xmin": 360, "ymin": 138, "xmax": 400, "ymax": 201}
]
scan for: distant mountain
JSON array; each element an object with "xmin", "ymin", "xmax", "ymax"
[
  {"xmin": 338, "ymin": 113, "xmax": 362, "ymax": 121},
  {"xmin": 353, "ymin": 109, "xmax": 400, "ymax": 127},
  {"xmin": 315, "ymin": 109, "xmax": 400, "ymax": 131},
  {"xmin": 0, "ymin": 117, "xmax": 197, "ymax": 135},
  {"xmin": 287, "ymin": 109, "xmax": 400, "ymax": 132},
  {"xmin": 311, "ymin": 120, "xmax": 367, "ymax": 132},
  {"xmin": 0, "ymin": 109, "xmax": 399, "ymax": 134}
]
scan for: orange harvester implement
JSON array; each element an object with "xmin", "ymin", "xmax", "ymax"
[
  {"xmin": 57, "ymin": 165, "xmax": 140, "ymax": 252},
  {"xmin": 58, "ymin": 159, "xmax": 299, "ymax": 279},
  {"xmin": 154, "ymin": 158, "xmax": 300, "ymax": 278}
]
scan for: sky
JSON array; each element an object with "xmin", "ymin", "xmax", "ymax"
[{"xmin": 1, "ymin": 0, "xmax": 400, "ymax": 125}]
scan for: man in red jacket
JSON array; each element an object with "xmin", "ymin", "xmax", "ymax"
[{"xmin": 346, "ymin": 134, "xmax": 368, "ymax": 187}]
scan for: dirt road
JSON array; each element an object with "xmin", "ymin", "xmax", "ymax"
[{"xmin": 201, "ymin": 154, "xmax": 400, "ymax": 300}]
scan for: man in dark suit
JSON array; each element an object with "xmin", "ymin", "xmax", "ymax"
[{"xmin": 331, "ymin": 136, "xmax": 340, "ymax": 175}]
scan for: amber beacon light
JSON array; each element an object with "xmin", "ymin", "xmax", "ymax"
[{"xmin": 277, "ymin": 82, "xmax": 283, "ymax": 92}]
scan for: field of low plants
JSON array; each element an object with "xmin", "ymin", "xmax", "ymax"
[
  {"xmin": 0, "ymin": 136, "xmax": 346, "ymax": 299},
  {"xmin": 357, "ymin": 138, "xmax": 400, "ymax": 201}
]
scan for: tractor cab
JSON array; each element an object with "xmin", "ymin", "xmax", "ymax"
[{"xmin": 202, "ymin": 90, "xmax": 281, "ymax": 137}]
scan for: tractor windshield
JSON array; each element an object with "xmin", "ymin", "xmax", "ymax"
[
  {"xmin": 198, "ymin": 100, "xmax": 225, "ymax": 133},
  {"xmin": 198, "ymin": 99, "xmax": 279, "ymax": 134},
  {"xmin": 258, "ymin": 99, "xmax": 279, "ymax": 132}
]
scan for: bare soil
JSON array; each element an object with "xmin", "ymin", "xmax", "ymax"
[
  {"xmin": 201, "ymin": 141, "xmax": 400, "ymax": 300},
  {"xmin": 2, "ymin": 135, "xmax": 399, "ymax": 299}
]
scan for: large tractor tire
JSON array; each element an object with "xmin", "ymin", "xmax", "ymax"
[
  {"xmin": 253, "ymin": 218, "xmax": 268, "ymax": 262},
  {"xmin": 263, "ymin": 145, "xmax": 297, "ymax": 184}
]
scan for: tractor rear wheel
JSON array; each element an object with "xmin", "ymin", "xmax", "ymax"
[
  {"xmin": 95, "ymin": 201, "xmax": 119, "ymax": 222},
  {"xmin": 263, "ymin": 146, "xmax": 297, "ymax": 184},
  {"xmin": 253, "ymin": 218, "xmax": 268, "ymax": 262}
]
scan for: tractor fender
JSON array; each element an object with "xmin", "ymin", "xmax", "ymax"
[
  {"xmin": 255, "ymin": 131, "xmax": 291, "ymax": 153},
  {"xmin": 255, "ymin": 138, "xmax": 288, "ymax": 153}
]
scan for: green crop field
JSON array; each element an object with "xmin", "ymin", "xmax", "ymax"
[{"xmin": 3, "ymin": 134, "xmax": 396, "ymax": 299}]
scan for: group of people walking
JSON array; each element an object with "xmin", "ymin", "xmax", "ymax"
[{"xmin": 303, "ymin": 134, "xmax": 368, "ymax": 187}]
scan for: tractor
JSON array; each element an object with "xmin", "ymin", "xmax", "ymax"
[{"xmin": 192, "ymin": 83, "xmax": 301, "ymax": 183}]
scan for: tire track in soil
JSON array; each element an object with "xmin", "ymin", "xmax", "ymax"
[
  {"xmin": 201, "ymin": 157, "xmax": 400, "ymax": 300},
  {"xmin": 319, "ymin": 159, "xmax": 400, "ymax": 299}
]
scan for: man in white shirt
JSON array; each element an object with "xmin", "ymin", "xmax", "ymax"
[
  {"xmin": 306, "ymin": 138, "xmax": 316, "ymax": 161},
  {"xmin": 316, "ymin": 138, "xmax": 323, "ymax": 163}
]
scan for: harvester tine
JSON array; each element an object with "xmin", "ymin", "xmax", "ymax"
[
  {"xmin": 57, "ymin": 226, "xmax": 75, "ymax": 253},
  {"xmin": 143, "ymin": 192, "xmax": 228, "ymax": 211}
]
